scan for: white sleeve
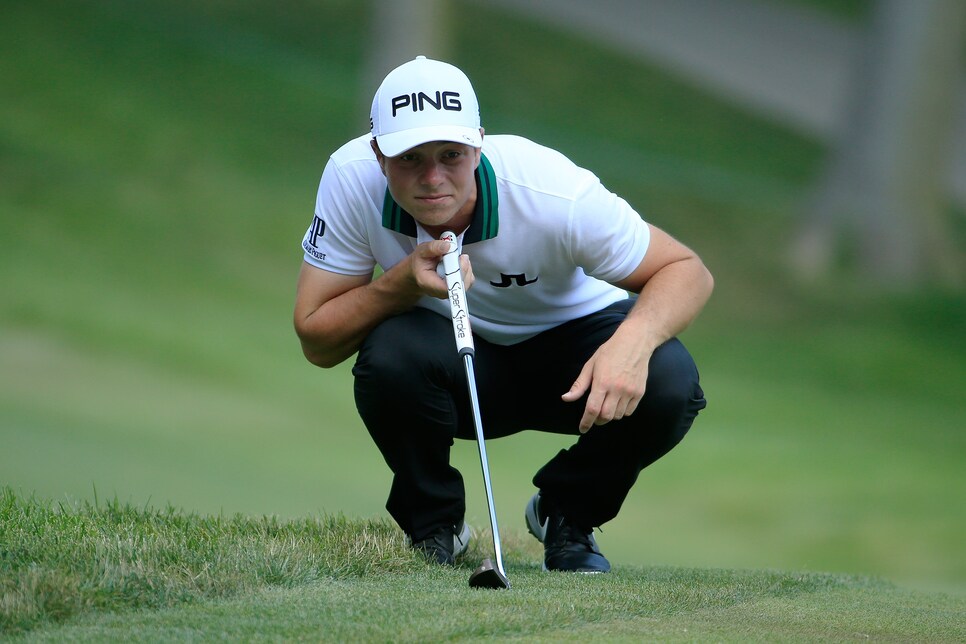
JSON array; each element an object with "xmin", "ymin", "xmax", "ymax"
[
  {"xmin": 568, "ymin": 172, "xmax": 651, "ymax": 283},
  {"xmin": 300, "ymin": 157, "xmax": 377, "ymax": 276}
]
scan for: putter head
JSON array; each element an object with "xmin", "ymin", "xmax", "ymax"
[{"xmin": 468, "ymin": 558, "xmax": 511, "ymax": 589}]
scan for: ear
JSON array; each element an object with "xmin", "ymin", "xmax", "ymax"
[
  {"xmin": 473, "ymin": 128, "xmax": 485, "ymax": 167},
  {"xmin": 370, "ymin": 138, "xmax": 387, "ymax": 175}
]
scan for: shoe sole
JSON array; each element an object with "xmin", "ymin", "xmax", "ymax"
[
  {"xmin": 454, "ymin": 521, "xmax": 471, "ymax": 559},
  {"xmin": 524, "ymin": 493, "xmax": 548, "ymax": 543},
  {"xmin": 525, "ymin": 493, "xmax": 551, "ymax": 570}
]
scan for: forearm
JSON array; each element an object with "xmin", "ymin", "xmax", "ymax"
[
  {"xmin": 295, "ymin": 264, "xmax": 424, "ymax": 368},
  {"xmin": 616, "ymin": 256, "xmax": 714, "ymax": 354}
]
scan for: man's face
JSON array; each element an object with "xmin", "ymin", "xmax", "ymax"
[{"xmin": 373, "ymin": 139, "xmax": 482, "ymax": 230}]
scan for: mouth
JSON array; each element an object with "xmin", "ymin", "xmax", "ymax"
[{"xmin": 417, "ymin": 194, "xmax": 451, "ymax": 205}]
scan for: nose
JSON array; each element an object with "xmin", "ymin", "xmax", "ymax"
[{"xmin": 419, "ymin": 159, "xmax": 443, "ymax": 186}]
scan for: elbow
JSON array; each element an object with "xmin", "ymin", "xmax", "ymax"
[
  {"xmin": 297, "ymin": 334, "xmax": 341, "ymax": 369},
  {"xmin": 696, "ymin": 260, "xmax": 715, "ymax": 309},
  {"xmin": 301, "ymin": 345, "xmax": 339, "ymax": 369},
  {"xmin": 702, "ymin": 262, "xmax": 715, "ymax": 298},
  {"xmin": 294, "ymin": 322, "xmax": 340, "ymax": 369}
]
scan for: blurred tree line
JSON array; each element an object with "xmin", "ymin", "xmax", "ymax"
[
  {"xmin": 364, "ymin": 0, "xmax": 965, "ymax": 290},
  {"xmin": 792, "ymin": 0, "xmax": 965, "ymax": 288}
]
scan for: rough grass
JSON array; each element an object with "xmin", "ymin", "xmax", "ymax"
[
  {"xmin": 0, "ymin": 487, "xmax": 417, "ymax": 635},
  {"xmin": 3, "ymin": 488, "xmax": 963, "ymax": 642}
]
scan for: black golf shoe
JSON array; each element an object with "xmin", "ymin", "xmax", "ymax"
[
  {"xmin": 408, "ymin": 521, "xmax": 471, "ymax": 566},
  {"xmin": 525, "ymin": 493, "xmax": 611, "ymax": 573}
]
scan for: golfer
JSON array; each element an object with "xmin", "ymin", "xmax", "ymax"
[{"xmin": 294, "ymin": 56, "xmax": 712, "ymax": 573}]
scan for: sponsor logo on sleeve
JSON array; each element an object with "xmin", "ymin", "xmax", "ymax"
[{"xmin": 303, "ymin": 215, "xmax": 327, "ymax": 261}]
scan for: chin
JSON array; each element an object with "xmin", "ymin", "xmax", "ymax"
[{"xmin": 415, "ymin": 211, "xmax": 457, "ymax": 227}]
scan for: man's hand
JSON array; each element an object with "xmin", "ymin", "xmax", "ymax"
[
  {"xmin": 561, "ymin": 223, "xmax": 713, "ymax": 433},
  {"xmin": 410, "ymin": 239, "xmax": 474, "ymax": 299},
  {"xmin": 294, "ymin": 240, "xmax": 474, "ymax": 369},
  {"xmin": 561, "ymin": 326, "xmax": 652, "ymax": 434}
]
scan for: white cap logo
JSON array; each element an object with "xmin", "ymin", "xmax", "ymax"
[{"xmin": 370, "ymin": 56, "xmax": 482, "ymax": 157}]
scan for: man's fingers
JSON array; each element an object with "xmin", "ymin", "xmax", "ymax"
[
  {"xmin": 624, "ymin": 396, "xmax": 641, "ymax": 418},
  {"xmin": 579, "ymin": 390, "xmax": 641, "ymax": 433},
  {"xmin": 459, "ymin": 254, "xmax": 474, "ymax": 290},
  {"xmin": 607, "ymin": 398, "xmax": 629, "ymax": 424},
  {"xmin": 420, "ymin": 241, "xmax": 456, "ymax": 297},
  {"xmin": 561, "ymin": 369, "xmax": 591, "ymax": 403},
  {"xmin": 578, "ymin": 394, "xmax": 601, "ymax": 433},
  {"xmin": 421, "ymin": 239, "xmax": 447, "ymax": 260},
  {"xmin": 585, "ymin": 394, "xmax": 620, "ymax": 432},
  {"xmin": 439, "ymin": 239, "xmax": 457, "ymax": 255}
]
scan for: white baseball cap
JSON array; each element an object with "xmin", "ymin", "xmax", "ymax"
[{"xmin": 370, "ymin": 56, "xmax": 482, "ymax": 157}]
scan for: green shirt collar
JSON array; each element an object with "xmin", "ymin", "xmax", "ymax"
[{"xmin": 381, "ymin": 153, "xmax": 499, "ymax": 243}]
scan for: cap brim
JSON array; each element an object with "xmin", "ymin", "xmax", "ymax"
[{"xmin": 375, "ymin": 126, "xmax": 482, "ymax": 158}]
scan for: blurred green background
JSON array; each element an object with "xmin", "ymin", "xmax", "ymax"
[{"xmin": 2, "ymin": 0, "xmax": 963, "ymax": 597}]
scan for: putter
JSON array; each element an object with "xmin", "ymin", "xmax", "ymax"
[{"xmin": 439, "ymin": 231, "xmax": 511, "ymax": 590}]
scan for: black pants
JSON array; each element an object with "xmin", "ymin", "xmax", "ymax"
[{"xmin": 352, "ymin": 299, "xmax": 707, "ymax": 541}]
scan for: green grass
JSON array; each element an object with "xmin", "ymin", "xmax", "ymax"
[
  {"xmin": 0, "ymin": 487, "xmax": 417, "ymax": 635},
  {"xmin": 776, "ymin": 0, "xmax": 873, "ymax": 21},
  {"xmin": 3, "ymin": 489, "xmax": 963, "ymax": 641},
  {"xmin": 1, "ymin": 1, "xmax": 964, "ymax": 637}
]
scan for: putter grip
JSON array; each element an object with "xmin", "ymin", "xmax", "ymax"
[{"xmin": 440, "ymin": 231, "xmax": 475, "ymax": 356}]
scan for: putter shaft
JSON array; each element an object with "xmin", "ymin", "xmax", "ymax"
[
  {"xmin": 439, "ymin": 231, "xmax": 509, "ymax": 586},
  {"xmin": 462, "ymin": 352, "xmax": 507, "ymax": 579}
]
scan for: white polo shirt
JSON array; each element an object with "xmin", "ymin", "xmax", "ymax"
[{"xmin": 301, "ymin": 133, "xmax": 650, "ymax": 346}]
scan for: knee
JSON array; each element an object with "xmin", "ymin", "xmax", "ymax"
[
  {"xmin": 353, "ymin": 309, "xmax": 452, "ymax": 389},
  {"xmin": 357, "ymin": 321, "xmax": 417, "ymax": 379},
  {"xmin": 644, "ymin": 338, "xmax": 706, "ymax": 418}
]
